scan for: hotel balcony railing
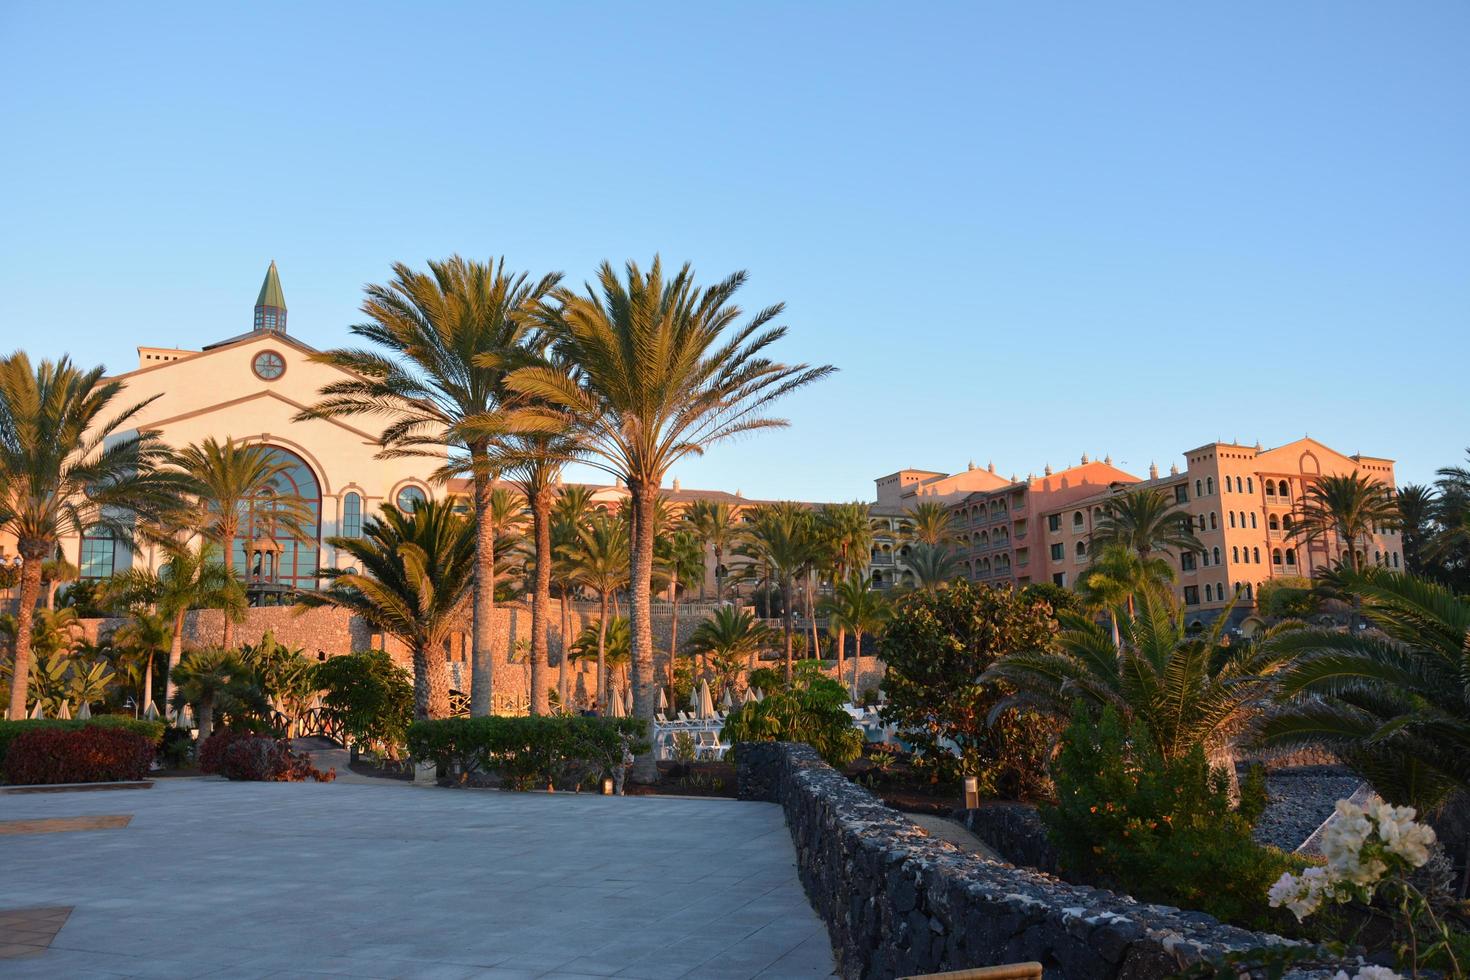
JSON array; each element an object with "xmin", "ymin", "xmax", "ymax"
[{"xmin": 871, "ymin": 555, "xmax": 894, "ymax": 565}]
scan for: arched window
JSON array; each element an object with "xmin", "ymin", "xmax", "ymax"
[
  {"xmin": 342, "ymin": 492, "xmax": 362, "ymax": 538},
  {"xmin": 1277, "ymin": 479, "xmax": 1289, "ymax": 496},
  {"xmin": 1250, "ymin": 513, "xmax": 1257, "ymax": 529},
  {"xmin": 1209, "ymin": 512, "xmax": 1218, "ymax": 530},
  {"xmin": 1206, "ymin": 477, "xmax": 1214, "ymax": 495},
  {"xmin": 1285, "ymin": 548, "xmax": 1296, "ymax": 566},
  {"xmin": 1268, "ymin": 515, "xmax": 1279, "ymax": 530},
  {"xmin": 1393, "ymin": 552, "xmax": 1400, "ymax": 568},
  {"xmin": 1212, "ymin": 546, "xmax": 1221, "ymax": 565},
  {"xmin": 396, "ymin": 485, "xmax": 428, "ymax": 512},
  {"xmin": 1252, "ymin": 547, "xmax": 1260, "ymax": 563},
  {"xmin": 1272, "ymin": 549, "xmax": 1283, "ymax": 565},
  {"xmin": 1229, "ymin": 512, "xmax": 1236, "ymax": 528},
  {"xmin": 1236, "ymin": 477, "xmax": 1244, "ymax": 493},
  {"xmin": 1072, "ymin": 511, "xmax": 1084, "ymax": 528},
  {"xmin": 1205, "ymin": 584, "xmax": 1213, "ymax": 602},
  {"xmin": 1231, "ymin": 546, "xmax": 1239, "ymax": 562},
  {"xmin": 233, "ymin": 445, "xmax": 321, "ymax": 591},
  {"xmin": 1075, "ymin": 540, "xmax": 1086, "ymax": 557},
  {"xmin": 1195, "ymin": 479, "xmax": 1203, "ymax": 497},
  {"xmin": 79, "ymin": 527, "xmax": 116, "ymax": 580}
]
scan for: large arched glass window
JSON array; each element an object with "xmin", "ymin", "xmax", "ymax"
[
  {"xmin": 233, "ymin": 445, "xmax": 321, "ymax": 591},
  {"xmin": 342, "ymin": 492, "xmax": 362, "ymax": 538}
]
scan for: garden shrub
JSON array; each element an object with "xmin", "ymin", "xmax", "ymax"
[
  {"xmin": 0, "ymin": 717, "xmax": 164, "ymax": 781},
  {"xmin": 4, "ymin": 726, "xmax": 157, "ymax": 784},
  {"xmin": 722, "ymin": 662, "xmax": 864, "ymax": 767},
  {"xmin": 406, "ymin": 715, "xmax": 648, "ymax": 790},
  {"xmin": 217, "ymin": 736, "xmax": 336, "ymax": 783},
  {"xmin": 312, "ymin": 650, "xmax": 413, "ymax": 753},
  {"xmin": 878, "ymin": 580, "xmax": 1061, "ymax": 794},
  {"xmin": 1043, "ymin": 705, "xmax": 1301, "ymax": 930}
]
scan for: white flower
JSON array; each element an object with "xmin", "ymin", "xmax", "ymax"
[
  {"xmin": 1267, "ymin": 867, "xmax": 1332, "ymax": 920},
  {"xmin": 1352, "ymin": 966, "xmax": 1401, "ymax": 980},
  {"xmin": 1371, "ymin": 799, "xmax": 1437, "ymax": 867}
]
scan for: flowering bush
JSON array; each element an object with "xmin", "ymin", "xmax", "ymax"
[
  {"xmin": 4, "ymin": 726, "xmax": 157, "ymax": 784},
  {"xmin": 199, "ymin": 729, "xmax": 334, "ymax": 782},
  {"xmin": 1268, "ymin": 796, "xmax": 1461, "ymax": 978}
]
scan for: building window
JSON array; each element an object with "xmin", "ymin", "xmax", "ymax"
[
  {"xmin": 1047, "ymin": 514, "xmax": 1061, "ymax": 532},
  {"xmin": 1052, "ymin": 572, "xmax": 1066, "ymax": 587},
  {"xmin": 396, "ymin": 486, "xmax": 428, "ymax": 512},
  {"xmin": 1392, "ymin": 552, "xmax": 1400, "ymax": 568},
  {"xmin": 1180, "ymin": 552, "xmax": 1196, "ymax": 571},
  {"xmin": 1072, "ymin": 511, "xmax": 1084, "ymax": 529},
  {"xmin": 1205, "ymin": 584, "xmax": 1213, "ymax": 602},
  {"xmin": 79, "ymin": 528, "xmax": 115, "ymax": 580},
  {"xmin": 1247, "ymin": 477, "xmax": 1254, "ymax": 493},
  {"xmin": 1232, "ymin": 546, "xmax": 1239, "ymax": 562},
  {"xmin": 1184, "ymin": 585, "xmax": 1200, "ymax": 605},
  {"xmin": 1278, "ymin": 479, "xmax": 1289, "ymax": 497},
  {"xmin": 1272, "ymin": 549, "xmax": 1283, "ymax": 565},
  {"xmin": 252, "ymin": 350, "xmax": 286, "ymax": 381},
  {"xmin": 1209, "ymin": 512, "xmax": 1217, "ymax": 530},
  {"xmin": 1212, "ymin": 546, "xmax": 1221, "ymax": 565},
  {"xmin": 1206, "ymin": 477, "xmax": 1214, "ymax": 495},
  {"xmin": 342, "ymin": 492, "xmax": 362, "ymax": 538},
  {"xmin": 1283, "ymin": 514, "xmax": 1295, "ymax": 531},
  {"xmin": 1075, "ymin": 541, "xmax": 1086, "ymax": 556},
  {"xmin": 1050, "ymin": 543, "xmax": 1064, "ymax": 561},
  {"xmin": 1175, "ymin": 485, "xmax": 1188, "ymax": 504},
  {"xmin": 1195, "ymin": 479, "xmax": 1203, "ymax": 497},
  {"xmin": 1229, "ymin": 512, "xmax": 1236, "ymax": 528},
  {"xmin": 233, "ymin": 445, "xmax": 321, "ymax": 591},
  {"xmin": 1285, "ymin": 548, "xmax": 1296, "ymax": 566},
  {"xmin": 1253, "ymin": 547, "xmax": 1261, "ymax": 563},
  {"xmin": 1268, "ymin": 515, "xmax": 1279, "ymax": 530},
  {"xmin": 1250, "ymin": 513, "xmax": 1257, "ymax": 529}
]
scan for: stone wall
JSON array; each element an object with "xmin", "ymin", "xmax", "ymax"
[
  {"xmin": 737, "ymin": 741, "xmax": 1309, "ymax": 980},
  {"xmin": 953, "ymin": 804, "xmax": 1059, "ymax": 875}
]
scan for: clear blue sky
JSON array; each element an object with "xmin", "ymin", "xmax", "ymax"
[{"xmin": 2, "ymin": 2, "xmax": 1466, "ymax": 499}]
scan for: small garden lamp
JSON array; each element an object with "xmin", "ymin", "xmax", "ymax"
[{"xmin": 963, "ymin": 776, "xmax": 980, "ymax": 809}]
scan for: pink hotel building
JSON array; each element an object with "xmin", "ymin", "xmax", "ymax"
[{"xmin": 870, "ymin": 437, "xmax": 1400, "ymax": 626}]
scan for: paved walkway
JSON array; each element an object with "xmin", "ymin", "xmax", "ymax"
[
  {"xmin": 907, "ymin": 813, "xmax": 1003, "ymax": 862},
  {"xmin": 0, "ymin": 779, "xmax": 835, "ymax": 979}
]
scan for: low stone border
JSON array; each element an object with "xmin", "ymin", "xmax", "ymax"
[{"xmin": 737, "ymin": 742, "xmax": 1310, "ymax": 980}]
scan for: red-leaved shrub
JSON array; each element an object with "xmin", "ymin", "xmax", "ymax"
[
  {"xmin": 202, "ymin": 731, "xmax": 334, "ymax": 783},
  {"xmin": 4, "ymin": 727, "xmax": 156, "ymax": 785}
]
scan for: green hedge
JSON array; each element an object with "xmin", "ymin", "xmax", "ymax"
[
  {"xmin": 407, "ymin": 716, "xmax": 649, "ymax": 791},
  {"xmin": 0, "ymin": 717, "xmax": 166, "ymax": 781}
]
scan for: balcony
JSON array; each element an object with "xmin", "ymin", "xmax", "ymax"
[{"xmin": 871, "ymin": 554, "xmax": 894, "ymax": 566}]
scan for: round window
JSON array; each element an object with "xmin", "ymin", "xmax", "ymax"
[
  {"xmin": 396, "ymin": 486, "xmax": 428, "ymax": 512},
  {"xmin": 253, "ymin": 350, "xmax": 286, "ymax": 381}
]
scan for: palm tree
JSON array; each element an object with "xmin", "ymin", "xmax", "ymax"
[
  {"xmin": 737, "ymin": 503, "xmax": 816, "ymax": 684},
  {"xmin": 1287, "ymin": 470, "xmax": 1398, "ymax": 572},
  {"xmin": 819, "ymin": 574, "xmax": 892, "ymax": 700},
  {"xmin": 550, "ymin": 484, "xmax": 595, "ymax": 708},
  {"xmin": 110, "ymin": 610, "xmax": 172, "ymax": 713},
  {"xmin": 297, "ymin": 256, "xmax": 560, "ymax": 717},
  {"xmin": 1258, "ymin": 568, "xmax": 1470, "ymax": 818},
  {"xmin": 298, "ymin": 500, "xmax": 474, "ymax": 720},
  {"xmin": 105, "ymin": 538, "xmax": 246, "ymax": 707},
  {"xmin": 508, "ymin": 257, "xmax": 832, "ymax": 781},
  {"xmin": 569, "ymin": 615, "xmax": 631, "ymax": 695},
  {"xmin": 1395, "ymin": 484, "xmax": 1438, "ymax": 577},
  {"xmin": 0, "ymin": 353, "xmax": 192, "ymax": 719},
  {"xmin": 1076, "ymin": 542, "xmax": 1176, "ymax": 642},
  {"xmin": 564, "ymin": 511, "xmax": 629, "ymax": 711},
  {"xmin": 660, "ymin": 529, "xmax": 705, "ymax": 694},
  {"xmin": 983, "ymin": 589, "xmax": 1290, "ymax": 766},
  {"xmin": 906, "ymin": 542, "xmax": 958, "ymax": 592},
  {"xmin": 171, "ymin": 436, "xmax": 315, "ymax": 650},
  {"xmin": 816, "ymin": 502, "xmax": 875, "ymax": 672},
  {"xmin": 39, "ymin": 552, "xmax": 78, "ymax": 610},
  {"xmin": 168, "ymin": 648, "xmax": 267, "ymax": 743},
  {"xmin": 683, "ymin": 500, "xmax": 741, "ymax": 602},
  {"xmin": 1091, "ymin": 487, "xmax": 1202, "ymax": 562},
  {"xmin": 685, "ymin": 606, "xmax": 776, "ymax": 697},
  {"xmin": 903, "ymin": 500, "xmax": 955, "ymax": 547}
]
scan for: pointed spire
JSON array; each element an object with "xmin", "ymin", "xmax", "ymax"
[
  {"xmin": 1149, "ymin": 461, "xmax": 1159, "ymax": 480},
  {"xmin": 1104, "ymin": 454, "xmax": 1113, "ymax": 465},
  {"xmin": 987, "ymin": 461, "xmax": 995, "ymax": 473},
  {"xmin": 253, "ymin": 260, "xmax": 287, "ymax": 333},
  {"xmin": 1080, "ymin": 452, "xmax": 1089, "ymax": 465},
  {"xmin": 1044, "ymin": 463, "xmax": 1053, "ymax": 476},
  {"xmin": 1170, "ymin": 463, "xmax": 1179, "ymax": 476}
]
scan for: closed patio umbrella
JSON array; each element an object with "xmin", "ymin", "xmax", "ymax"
[
  {"xmin": 753, "ymin": 687, "xmax": 764, "ymax": 701},
  {"xmin": 177, "ymin": 704, "xmax": 196, "ymax": 730},
  {"xmin": 76, "ymin": 701, "xmax": 92, "ymax": 720},
  {"xmin": 742, "ymin": 687, "xmax": 757, "ymax": 706},
  {"xmin": 720, "ymin": 687, "xmax": 733, "ymax": 710},
  {"xmin": 56, "ymin": 701, "xmax": 72, "ymax": 720},
  {"xmin": 697, "ymin": 680, "xmax": 715, "ymax": 720},
  {"xmin": 658, "ymin": 688, "xmax": 668, "ymax": 712},
  {"xmin": 143, "ymin": 701, "xmax": 160, "ymax": 721},
  {"xmin": 609, "ymin": 684, "xmax": 626, "ymax": 718},
  {"xmin": 28, "ymin": 701, "xmax": 45, "ymax": 719}
]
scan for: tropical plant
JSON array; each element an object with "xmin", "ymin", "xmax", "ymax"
[
  {"xmin": 312, "ymin": 650, "xmax": 413, "ymax": 755},
  {"xmin": 298, "ymin": 256, "xmax": 560, "ymax": 717},
  {"xmin": 658, "ymin": 528, "xmax": 705, "ymax": 699},
  {"xmin": 564, "ymin": 511, "xmax": 629, "ymax": 709},
  {"xmin": 508, "ymin": 257, "xmax": 832, "ymax": 781},
  {"xmin": 569, "ymin": 615, "xmax": 631, "ymax": 698},
  {"xmin": 685, "ymin": 606, "xmax": 776, "ymax": 694},
  {"xmin": 0, "ymin": 353, "xmax": 193, "ymax": 719},
  {"xmin": 815, "ymin": 501, "xmax": 875, "ymax": 671},
  {"xmin": 1254, "ymin": 576, "xmax": 1318, "ymax": 621},
  {"xmin": 736, "ymin": 502, "xmax": 816, "ymax": 684},
  {"xmin": 984, "ymin": 589, "xmax": 1291, "ymax": 770},
  {"xmin": 171, "ymin": 436, "xmax": 315, "ymax": 649},
  {"xmin": 682, "ymin": 499, "xmax": 740, "ymax": 601},
  {"xmin": 549, "ymin": 484, "xmax": 595, "ymax": 706},
  {"xmin": 818, "ymin": 574, "xmax": 891, "ymax": 700},
  {"xmin": 297, "ymin": 500, "xmax": 475, "ymax": 720},
  {"xmin": 1076, "ymin": 542, "xmax": 1175, "ymax": 642},
  {"xmin": 1287, "ymin": 471, "xmax": 1399, "ymax": 572},
  {"xmin": 721, "ymin": 662, "xmax": 864, "ymax": 767},
  {"xmin": 1258, "ymin": 568, "xmax": 1470, "ymax": 818},
  {"xmin": 1396, "ymin": 484, "xmax": 1438, "ymax": 578},
  {"xmin": 237, "ymin": 632, "xmax": 318, "ymax": 722},
  {"xmin": 105, "ymin": 538, "xmax": 246, "ymax": 706},
  {"xmin": 905, "ymin": 541, "xmax": 959, "ymax": 592},
  {"xmin": 108, "ymin": 610, "xmax": 172, "ymax": 714},
  {"xmin": 1091, "ymin": 487, "xmax": 1202, "ymax": 562},
  {"xmin": 903, "ymin": 500, "xmax": 955, "ymax": 547},
  {"xmin": 879, "ymin": 580, "xmax": 1060, "ymax": 787},
  {"xmin": 167, "ymin": 647, "xmax": 268, "ymax": 743}
]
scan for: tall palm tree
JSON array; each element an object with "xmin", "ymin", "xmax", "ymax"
[
  {"xmin": 0, "ymin": 353, "xmax": 192, "ymax": 719},
  {"xmin": 508, "ymin": 257, "xmax": 832, "ymax": 781},
  {"xmin": 660, "ymin": 529, "xmax": 705, "ymax": 693},
  {"xmin": 1076, "ymin": 542, "xmax": 1176, "ymax": 642},
  {"xmin": 819, "ymin": 574, "xmax": 891, "ymax": 700},
  {"xmin": 906, "ymin": 542, "xmax": 959, "ymax": 592},
  {"xmin": 105, "ymin": 538, "xmax": 246, "ymax": 707},
  {"xmin": 564, "ymin": 511, "xmax": 629, "ymax": 711},
  {"xmin": 903, "ymin": 500, "xmax": 955, "ymax": 547},
  {"xmin": 736, "ymin": 503, "xmax": 816, "ymax": 684},
  {"xmin": 983, "ymin": 589, "xmax": 1290, "ymax": 765},
  {"xmin": 1091, "ymin": 487, "xmax": 1202, "ymax": 562},
  {"xmin": 682, "ymin": 499, "xmax": 741, "ymax": 601},
  {"xmin": 816, "ymin": 502, "xmax": 874, "ymax": 672},
  {"xmin": 171, "ymin": 436, "xmax": 314, "ymax": 650},
  {"xmin": 1395, "ymin": 484, "xmax": 1438, "ymax": 577},
  {"xmin": 298, "ymin": 500, "xmax": 475, "ymax": 720},
  {"xmin": 297, "ymin": 256, "xmax": 560, "ymax": 717},
  {"xmin": 1287, "ymin": 470, "xmax": 1398, "ymax": 572},
  {"xmin": 110, "ymin": 609, "xmax": 172, "ymax": 714},
  {"xmin": 550, "ymin": 484, "xmax": 595, "ymax": 708},
  {"xmin": 1258, "ymin": 567, "xmax": 1470, "ymax": 817},
  {"xmin": 685, "ymin": 606, "xmax": 776, "ymax": 696}
]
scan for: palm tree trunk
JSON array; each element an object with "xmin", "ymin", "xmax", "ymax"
[
  {"xmin": 413, "ymin": 641, "xmax": 451, "ymax": 720},
  {"xmin": 528, "ymin": 489, "xmax": 552, "ymax": 716},
  {"xmin": 782, "ymin": 577, "xmax": 795, "ymax": 685},
  {"xmin": 164, "ymin": 610, "xmax": 187, "ymax": 707},
  {"xmin": 669, "ymin": 584, "xmax": 679, "ymax": 699},
  {"xmin": 714, "ymin": 545, "xmax": 724, "ymax": 603},
  {"xmin": 596, "ymin": 592, "xmax": 609, "ymax": 712},
  {"xmin": 557, "ymin": 589, "xmax": 570, "ymax": 711},
  {"xmin": 807, "ymin": 571, "xmax": 818, "ymax": 659},
  {"xmin": 627, "ymin": 482, "xmax": 659, "ymax": 784},
  {"xmin": 141, "ymin": 650, "xmax": 155, "ymax": 714},
  {"xmin": 851, "ymin": 628, "xmax": 863, "ymax": 702},
  {"xmin": 5, "ymin": 554, "xmax": 44, "ymax": 719},
  {"xmin": 470, "ymin": 452, "xmax": 495, "ymax": 717},
  {"xmin": 197, "ymin": 696, "xmax": 215, "ymax": 744}
]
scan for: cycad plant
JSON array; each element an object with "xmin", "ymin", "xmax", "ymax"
[
  {"xmin": 297, "ymin": 500, "xmax": 474, "ymax": 720},
  {"xmin": 1287, "ymin": 470, "xmax": 1399, "ymax": 572},
  {"xmin": 299, "ymin": 256, "xmax": 560, "ymax": 717},
  {"xmin": 508, "ymin": 257, "xmax": 832, "ymax": 781},
  {"xmin": 1258, "ymin": 567, "xmax": 1470, "ymax": 817},
  {"xmin": 983, "ymin": 589, "xmax": 1290, "ymax": 766},
  {"xmin": 168, "ymin": 648, "xmax": 268, "ymax": 743},
  {"xmin": 0, "ymin": 353, "xmax": 193, "ymax": 718}
]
